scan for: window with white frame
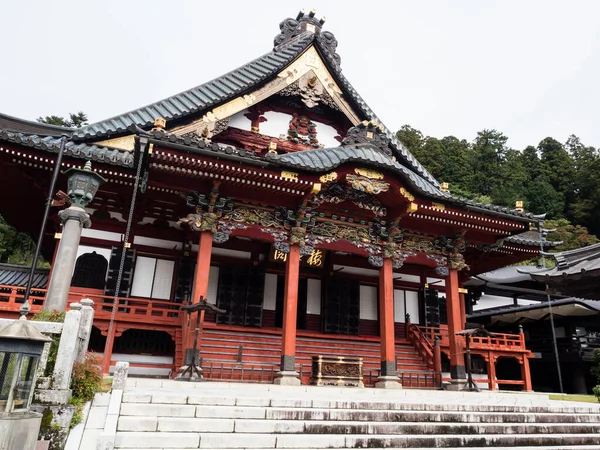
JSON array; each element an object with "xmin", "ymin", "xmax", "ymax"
[{"xmin": 130, "ymin": 256, "xmax": 175, "ymax": 300}]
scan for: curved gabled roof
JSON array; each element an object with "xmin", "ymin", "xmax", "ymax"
[
  {"xmin": 69, "ymin": 14, "xmax": 441, "ymax": 191},
  {"xmin": 72, "ymin": 34, "xmax": 315, "ymax": 140},
  {"xmin": 269, "ymin": 143, "xmax": 446, "ymax": 198}
]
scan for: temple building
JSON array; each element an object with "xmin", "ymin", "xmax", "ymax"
[{"xmin": 0, "ymin": 11, "xmax": 551, "ymax": 389}]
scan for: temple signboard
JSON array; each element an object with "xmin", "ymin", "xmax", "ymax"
[{"xmin": 270, "ymin": 247, "xmax": 325, "ymax": 268}]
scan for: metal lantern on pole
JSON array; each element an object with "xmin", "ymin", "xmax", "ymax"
[{"xmin": 64, "ymin": 160, "xmax": 106, "ymax": 209}]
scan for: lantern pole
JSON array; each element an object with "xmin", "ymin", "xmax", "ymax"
[{"xmin": 22, "ymin": 134, "xmax": 69, "ymax": 310}]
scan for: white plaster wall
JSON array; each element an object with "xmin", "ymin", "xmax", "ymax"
[
  {"xmin": 229, "ymin": 109, "xmax": 252, "ymax": 131},
  {"xmin": 307, "ymin": 279, "xmax": 321, "ymax": 314},
  {"xmin": 133, "ymin": 236, "xmax": 183, "ymax": 250},
  {"xmin": 473, "ymin": 294, "xmax": 514, "ymax": 311},
  {"xmin": 260, "ymin": 111, "xmax": 292, "ymax": 138},
  {"xmin": 81, "ymin": 228, "xmax": 122, "ymax": 242},
  {"xmin": 405, "ymin": 290, "xmax": 420, "ymax": 324},
  {"xmin": 359, "ymin": 285, "xmax": 378, "ymax": 320},
  {"xmin": 394, "ymin": 289, "xmax": 406, "ymax": 322},
  {"xmin": 263, "ymin": 273, "xmax": 277, "ymax": 311}
]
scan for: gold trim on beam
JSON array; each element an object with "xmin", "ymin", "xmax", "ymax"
[
  {"xmin": 431, "ymin": 202, "xmax": 445, "ymax": 211},
  {"xmin": 406, "ymin": 202, "xmax": 419, "ymax": 214},
  {"xmin": 319, "ymin": 172, "xmax": 338, "ymax": 183},
  {"xmin": 281, "ymin": 171, "xmax": 299, "ymax": 181},
  {"xmin": 399, "ymin": 187, "xmax": 415, "ymax": 201}
]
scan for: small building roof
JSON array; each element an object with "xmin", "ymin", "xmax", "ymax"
[
  {"xmin": 0, "ymin": 263, "xmax": 49, "ymax": 289},
  {"xmin": 468, "ymin": 297, "xmax": 600, "ymax": 324},
  {"xmin": 530, "ymin": 242, "xmax": 600, "ymax": 283}
]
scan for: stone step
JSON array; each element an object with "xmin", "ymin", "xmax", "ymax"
[
  {"xmin": 114, "ymin": 432, "xmax": 600, "ymax": 448},
  {"xmin": 116, "ymin": 417, "xmax": 600, "ymax": 434},
  {"xmin": 119, "ymin": 391, "xmax": 600, "ymax": 415}
]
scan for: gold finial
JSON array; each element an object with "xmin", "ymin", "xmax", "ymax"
[
  {"xmin": 251, "ymin": 126, "xmax": 259, "ymax": 133},
  {"xmin": 268, "ymin": 142, "xmax": 278, "ymax": 154},
  {"xmin": 515, "ymin": 200, "xmax": 524, "ymax": 212},
  {"xmin": 152, "ymin": 117, "xmax": 166, "ymax": 131},
  {"xmin": 441, "ymin": 182, "xmax": 449, "ymax": 193}
]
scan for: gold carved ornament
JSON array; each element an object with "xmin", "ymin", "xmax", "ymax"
[
  {"xmin": 319, "ymin": 172, "xmax": 338, "ymax": 183},
  {"xmin": 346, "ymin": 174, "xmax": 390, "ymax": 195},
  {"xmin": 354, "ymin": 168, "xmax": 384, "ymax": 180}
]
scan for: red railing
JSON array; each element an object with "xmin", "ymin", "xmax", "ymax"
[
  {"xmin": 414, "ymin": 325, "xmax": 528, "ymax": 353},
  {"xmin": 406, "ymin": 323, "xmax": 435, "ymax": 369},
  {"xmin": 0, "ymin": 284, "xmax": 181, "ymax": 325}
]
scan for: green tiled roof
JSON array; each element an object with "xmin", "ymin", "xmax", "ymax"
[{"xmin": 72, "ymin": 34, "xmax": 315, "ymax": 140}]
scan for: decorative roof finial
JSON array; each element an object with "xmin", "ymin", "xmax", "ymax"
[
  {"xmin": 84, "ymin": 160, "xmax": 93, "ymax": 171},
  {"xmin": 342, "ymin": 120, "xmax": 390, "ymax": 156},
  {"xmin": 515, "ymin": 200, "xmax": 524, "ymax": 212},
  {"xmin": 152, "ymin": 117, "xmax": 166, "ymax": 132},
  {"xmin": 441, "ymin": 182, "xmax": 450, "ymax": 193}
]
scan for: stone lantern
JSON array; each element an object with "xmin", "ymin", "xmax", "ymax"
[
  {"xmin": 44, "ymin": 161, "xmax": 106, "ymax": 312},
  {"xmin": 0, "ymin": 316, "xmax": 52, "ymax": 450}
]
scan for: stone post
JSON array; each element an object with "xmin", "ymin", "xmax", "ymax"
[
  {"xmin": 52, "ymin": 304, "xmax": 82, "ymax": 397},
  {"xmin": 75, "ymin": 298, "xmax": 95, "ymax": 362},
  {"xmin": 44, "ymin": 207, "xmax": 91, "ymax": 312}
]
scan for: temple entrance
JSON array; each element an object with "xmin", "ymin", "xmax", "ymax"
[
  {"xmin": 275, "ymin": 276, "xmax": 308, "ymax": 330},
  {"xmin": 323, "ymin": 277, "xmax": 360, "ymax": 335},
  {"xmin": 216, "ymin": 264, "xmax": 265, "ymax": 327}
]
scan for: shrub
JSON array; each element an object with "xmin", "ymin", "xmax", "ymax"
[
  {"xmin": 32, "ymin": 310, "xmax": 66, "ymax": 323},
  {"xmin": 71, "ymin": 353, "xmax": 103, "ymax": 403},
  {"xmin": 592, "ymin": 349, "xmax": 600, "ymax": 403},
  {"xmin": 32, "ymin": 310, "xmax": 64, "ymax": 376}
]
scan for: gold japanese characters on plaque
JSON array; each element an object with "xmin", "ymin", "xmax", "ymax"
[{"xmin": 270, "ymin": 247, "xmax": 325, "ymax": 268}]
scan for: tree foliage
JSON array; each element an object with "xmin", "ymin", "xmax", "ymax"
[
  {"xmin": 396, "ymin": 125, "xmax": 600, "ymax": 240},
  {"xmin": 37, "ymin": 111, "xmax": 88, "ymax": 128},
  {"xmin": 0, "ymin": 215, "xmax": 49, "ymax": 267}
]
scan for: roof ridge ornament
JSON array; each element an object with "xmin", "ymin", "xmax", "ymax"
[
  {"xmin": 274, "ymin": 9, "xmax": 327, "ymax": 48},
  {"xmin": 342, "ymin": 120, "xmax": 391, "ymax": 156}
]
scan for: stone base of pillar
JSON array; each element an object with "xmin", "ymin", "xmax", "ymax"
[
  {"xmin": 273, "ymin": 371, "xmax": 301, "ymax": 386},
  {"xmin": 375, "ymin": 376, "xmax": 402, "ymax": 389},
  {"xmin": 174, "ymin": 365, "xmax": 204, "ymax": 382},
  {"xmin": 444, "ymin": 379, "xmax": 468, "ymax": 391},
  {"xmin": 35, "ymin": 389, "xmax": 71, "ymax": 405}
]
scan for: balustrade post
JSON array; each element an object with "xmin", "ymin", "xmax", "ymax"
[{"xmin": 433, "ymin": 336, "xmax": 442, "ymax": 387}]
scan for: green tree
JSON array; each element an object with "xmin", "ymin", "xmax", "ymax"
[
  {"xmin": 543, "ymin": 219, "xmax": 599, "ymax": 251},
  {"xmin": 538, "ymin": 137, "xmax": 575, "ymax": 202},
  {"xmin": 524, "ymin": 178, "xmax": 564, "ymax": 219},
  {"xmin": 37, "ymin": 111, "xmax": 88, "ymax": 128},
  {"xmin": 469, "ymin": 129, "xmax": 509, "ymax": 197},
  {"xmin": 396, "ymin": 125, "xmax": 424, "ymax": 154},
  {"xmin": 0, "ymin": 215, "xmax": 48, "ymax": 267}
]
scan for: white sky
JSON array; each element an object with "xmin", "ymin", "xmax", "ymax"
[{"xmin": 2, "ymin": 0, "xmax": 599, "ymax": 150}]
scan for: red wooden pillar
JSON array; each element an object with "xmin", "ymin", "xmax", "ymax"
[
  {"xmin": 458, "ymin": 281, "xmax": 466, "ymax": 330},
  {"xmin": 375, "ymin": 258, "xmax": 401, "ymax": 388},
  {"xmin": 521, "ymin": 355, "xmax": 533, "ymax": 392},
  {"xmin": 445, "ymin": 268, "xmax": 466, "ymax": 385},
  {"xmin": 275, "ymin": 244, "xmax": 301, "ymax": 385},
  {"xmin": 487, "ymin": 353, "xmax": 497, "ymax": 390},
  {"xmin": 183, "ymin": 230, "xmax": 213, "ymax": 362},
  {"xmin": 379, "ymin": 258, "xmax": 396, "ymax": 376}
]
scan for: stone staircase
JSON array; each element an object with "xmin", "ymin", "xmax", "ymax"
[
  {"xmin": 77, "ymin": 378, "xmax": 600, "ymax": 449},
  {"xmin": 198, "ymin": 328, "xmax": 434, "ymax": 387}
]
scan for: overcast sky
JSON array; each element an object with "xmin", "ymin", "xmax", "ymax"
[{"xmin": 2, "ymin": 1, "xmax": 599, "ymax": 150}]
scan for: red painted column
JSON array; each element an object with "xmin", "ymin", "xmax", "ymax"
[
  {"xmin": 445, "ymin": 268, "xmax": 466, "ymax": 382},
  {"xmin": 378, "ymin": 258, "xmax": 396, "ymax": 377},
  {"xmin": 521, "ymin": 355, "xmax": 533, "ymax": 392},
  {"xmin": 458, "ymin": 281, "xmax": 466, "ymax": 330},
  {"xmin": 280, "ymin": 244, "xmax": 301, "ymax": 374},
  {"xmin": 487, "ymin": 353, "xmax": 497, "ymax": 390},
  {"xmin": 183, "ymin": 231, "xmax": 213, "ymax": 360}
]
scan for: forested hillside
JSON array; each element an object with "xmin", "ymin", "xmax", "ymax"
[{"xmin": 396, "ymin": 126, "xmax": 600, "ymax": 246}]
